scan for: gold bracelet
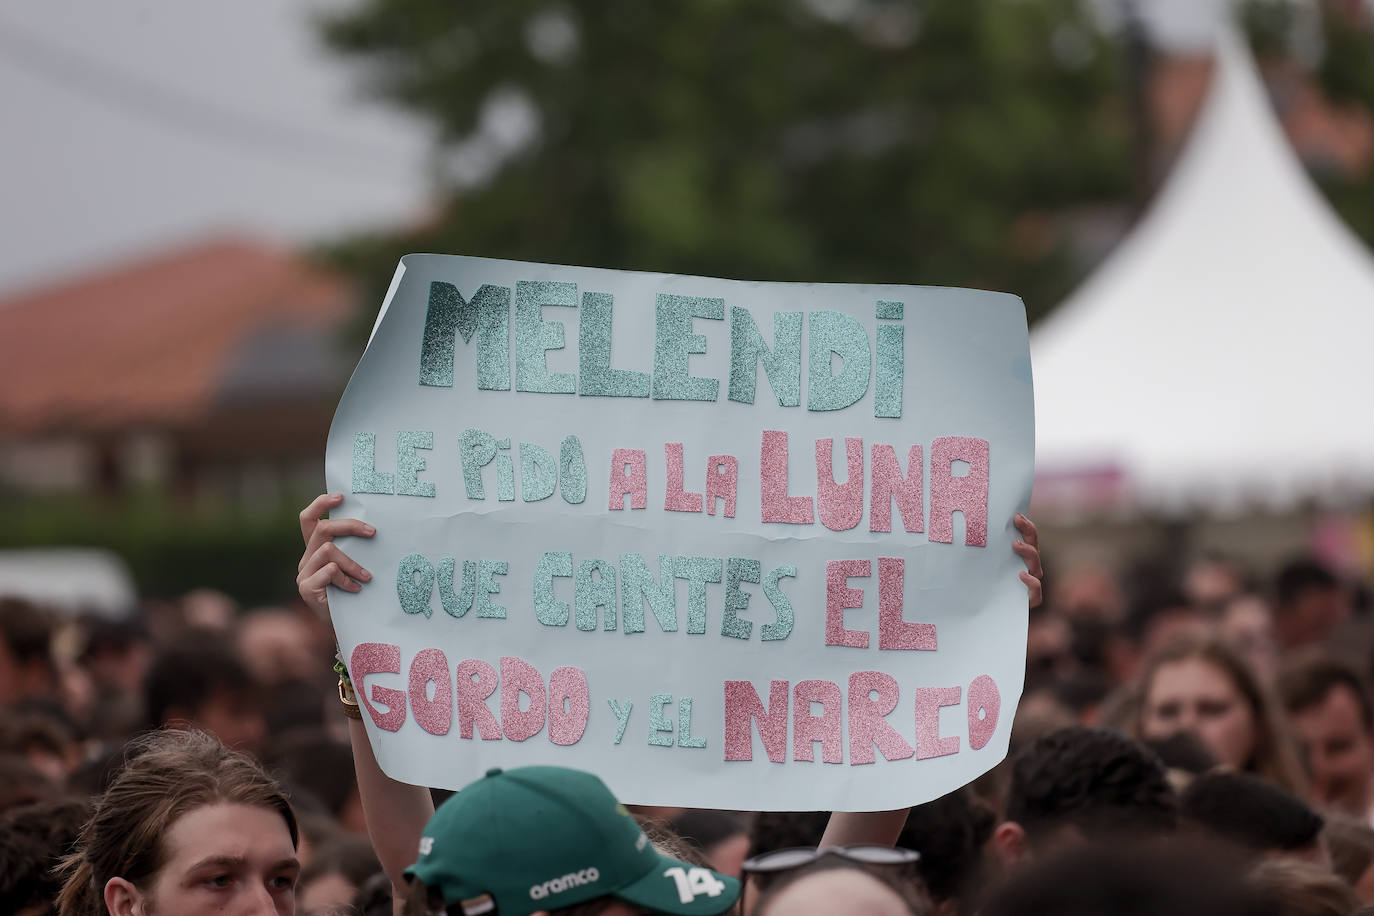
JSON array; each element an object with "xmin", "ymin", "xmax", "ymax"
[{"xmin": 338, "ymin": 675, "xmax": 364, "ymax": 719}]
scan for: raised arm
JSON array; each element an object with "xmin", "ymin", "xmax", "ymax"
[
  {"xmin": 819, "ymin": 514, "xmax": 1043, "ymax": 848},
  {"xmin": 297, "ymin": 494, "xmax": 435, "ymax": 894}
]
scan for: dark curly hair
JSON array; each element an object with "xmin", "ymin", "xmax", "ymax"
[{"xmin": 1004, "ymin": 727, "xmax": 1177, "ymax": 845}]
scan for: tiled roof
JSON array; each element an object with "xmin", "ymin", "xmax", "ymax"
[{"xmin": 0, "ymin": 237, "xmax": 352, "ymax": 434}]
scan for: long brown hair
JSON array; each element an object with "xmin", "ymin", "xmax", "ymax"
[
  {"xmin": 1135, "ymin": 637, "xmax": 1307, "ymax": 796},
  {"xmin": 56, "ymin": 729, "xmax": 298, "ymax": 916}
]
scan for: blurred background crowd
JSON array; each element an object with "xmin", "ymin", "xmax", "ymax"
[{"xmin": 5, "ymin": 0, "xmax": 1374, "ymax": 914}]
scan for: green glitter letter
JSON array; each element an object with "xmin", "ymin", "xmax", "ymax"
[
  {"xmin": 677, "ymin": 696, "xmax": 706, "ymax": 748},
  {"xmin": 619, "ymin": 553, "xmax": 677, "ymax": 634},
  {"xmin": 807, "ymin": 310, "xmax": 871, "ymax": 412},
  {"xmin": 395, "ymin": 431, "xmax": 436, "ymax": 498},
  {"xmin": 875, "ymin": 324, "xmax": 903, "ymax": 419},
  {"xmin": 722, "ymin": 558, "xmax": 761, "ymax": 640},
  {"xmin": 396, "ymin": 553, "xmax": 434, "ymax": 618},
  {"xmin": 761, "ymin": 565, "xmax": 798, "ymax": 641},
  {"xmin": 514, "ymin": 280, "xmax": 578, "ymax": 394},
  {"xmin": 474, "ymin": 560, "xmax": 509, "ymax": 618},
  {"xmin": 519, "ymin": 442, "xmax": 558, "ymax": 502},
  {"xmin": 458, "ymin": 428, "xmax": 497, "ymax": 499},
  {"xmin": 352, "ymin": 432, "xmax": 394, "ymax": 495},
  {"xmin": 673, "ymin": 556, "xmax": 723, "ymax": 635},
  {"xmin": 608, "ymin": 699, "xmax": 633, "ymax": 745},
  {"xmin": 576, "ymin": 558, "xmax": 618, "ymax": 631},
  {"xmin": 652, "ymin": 294, "xmax": 725, "ymax": 401},
  {"xmin": 437, "ymin": 557, "xmax": 476, "ymax": 619},
  {"xmin": 728, "ymin": 308, "xmax": 801, "ymax": 407},
  {"xmin": 534, "ymin": 551, "xmax": 573, "ymax": 626},
  {"xmin": 648, "ymin": 693, "xmax": 675, "ymax": 747},
  {"xmin": 559, "ymin": 436, "xmax": 588, "ymax": 505},
  {"xmin": 579, "ymin": 291, "xmax": 651, "ymax": 398},
  {"xmin": 419, "ymin": 281, "xmax": 511, "ymax": 390}
]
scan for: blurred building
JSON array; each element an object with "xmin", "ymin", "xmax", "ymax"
[{"xmin": 0, "ymin": 237, "xmax": 355, "ymax": 502}]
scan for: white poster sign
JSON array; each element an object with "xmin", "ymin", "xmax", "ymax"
[{"xmin": 325, "ymin": 254, "xmax": 1034, "ymax": 810}]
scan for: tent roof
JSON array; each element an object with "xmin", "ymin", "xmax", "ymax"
[{"xmin": 1031, "ymin": 28, "xmax": 1374, "ymax": 510}]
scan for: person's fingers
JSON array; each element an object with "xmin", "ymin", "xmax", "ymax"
[
  {"xmin": 300, "ymin": 493, "xmax": 344, "ymax": 543},
  {"xmin": 1013, "ymin": 513, "xmax": 1038, "ymax": 548},
  {"xmin": 1012, "ymin": 540, "xmax": 1043, "ymax": 579},
  {"xmin": 300, "ymin": 561, "xmax": 361, "ymax": 605},
  {"xmin": 1020, "ymin": 571, "xmax": 1043, "ymax": 609},
  {"xmin": 299, "ymin": 518, "xmax": 376, "ymax": 572},
  {"xmin": 312, "ymin": 542, "xmax": 372, "ymax": 584}
]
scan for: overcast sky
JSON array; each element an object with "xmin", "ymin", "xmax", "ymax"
[{"xmin": 0, "ymin": 0, "xmax": 1241, "ymax": 296}]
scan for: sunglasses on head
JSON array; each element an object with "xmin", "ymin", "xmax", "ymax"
[{"xmin": 742, "ymin": 844, "xmax": 920, "ymax": 878}]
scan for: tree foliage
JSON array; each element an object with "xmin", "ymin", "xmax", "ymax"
[{"xmin": 317, "ymin": 0, "xmax": 1132, "ymax": 325}]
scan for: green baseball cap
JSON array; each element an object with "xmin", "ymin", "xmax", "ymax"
[{"xmin": 405, "ymin": 766, "xmax": 740, "ymax": 915}]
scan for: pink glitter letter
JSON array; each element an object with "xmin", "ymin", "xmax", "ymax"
[
  {"xmin": 499, "ymin": 656, "xmax": 547, "ymax": 742},
  {"xmin": 792, "ymin": 680, "xmax": 844, "ymax": 764},
  {"xmin": 848, "ymin": 671, "xmax": 914, "ymax": 765},
  {"xmin": 705, "ymin": 455, "xmax": 738, "ymax": 518},
  {"xmin": 760, "ymin": 430, "xmax": 814, "ymax": 524},
  {"xmin": 914, "ymin": 686, "xmax": 962, "ymax": 760},
  {"xmin": 967, "ymin": 674, "xmax": 1001, "ymax": 750},
  {"xmin": 870, "ymin": 444, "xmax": 924, "ymax": 533},
  {"xmin": 825, "ymin": 559, "xmax": 871, "ymax": 648},
  {"xmin": 723, "ymin": 679, "xmax": 789, "ymax": 762},
  {"xmin": 408, "ymin": 648, "xmax": 453, "ymax": 736},
  {"xmin": 877, "ymin": 558, "xmax": 936, "ymax": 651},
  {"xmin": 608, "ymin": 448, "xmax": 648, "ymax": 510},
  {"xmin": 663, "ymin": 442, "xmax": 703, "ymax": 513},
  {"xmin": 815, "ymin": 437, "xmax": 864, "ymax": 531},
  {"xmin": 454, "ymin": 658, "xmax": 502, "ymax": 740},
  {"xmin": 547, "ymin": 666, "xmax": 591, "ymax": 746},
  {"xmin": 350, "ymin": 642, "xmax": 406, "ymax": 732},
  {"xmin": 929, "ymin": 437, "xmax": 989, "ymax": 546}
]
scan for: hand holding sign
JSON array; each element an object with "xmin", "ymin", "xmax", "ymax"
[{"xmin": 322, "ymin": 255, "xmax": 1036, "ymax": 810}]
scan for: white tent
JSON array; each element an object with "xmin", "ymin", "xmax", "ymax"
[{"xmin": 1031, "ymin": 28, "xmax": 1374, "ymax": 512}]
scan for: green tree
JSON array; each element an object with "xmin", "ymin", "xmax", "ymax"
[
  {"xmin": 1243, "ymin": 0, "xmax": 1374, "ymax": 244},
  {"xmin": 319, "ymin": 0, "xmax": 1133, "ymax": 325}
]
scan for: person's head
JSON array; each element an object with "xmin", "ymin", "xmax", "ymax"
[
  {"xmin": 80, "ymin": 616, "xmax": 153, "ymax": 695},
  {"xmin": 0, "ymin": 796, "xmax": 91, "ymax": 916},
  {"xmin": 1125, "ymin": 589, "xmax": 1210, "ymax": 666},
  {"xmin": 1279, "ymin": 655, "xmax": 1374, "ymax": 816},
  {"xmin": 267, "ymin": 730, "xmax": 364, "ymax": 833},
  {"xmin": 144, "ymin": 637, "xmax": 266, "ymax": 755},
  {"xmin": 670, "ymin": 811, "xmax": 751, "ymax": 878},
  {"xmin": 0, "ymin": 708, "xmax": 81, "ymax": 785},
  {"xmin": 297, "ymin": 836, "xmax": 381, "ymax": 915},
  {"xmin": 748, "ymin": 857, "xmax": 928, "ymax": 916},
  {"xmin": 402, "ymin": 766, "xmax": 740, "ymax": 916},
  {"xmin": 0, "ymin": 753, "xmax": 57, "ymax": 812},
  {"xmin": 235, "ymin": 609, "xmax": 322, "ymax": 689},
  {"xmin": 1220, "ymin": 594, "xmax": 1279, "ymax": 683},
  {"xmin": 1323, "ymin": 815, "xmax": 1374, "ymax": 903},
  {"xmin": 1180, "ymin": 770, "xmax": 1325, "ymax": 864},
  {"xmin": 1136, "ymin": 637, "xmax": 1306, "ymax": 794},
  {"xmin": 979, "ymin": 841, "xmax": 1275, "ymax": 916},
  {"xmin": 896, "ymin": 789, "xmax": 994, "ymax": 913},
  {"xmin": 747, "ymin": 812, "xmax": 828, "ymax": 859},
  {"xmin": 1274, "ymin": 559, "xmax": 1348, "ymax": 650},
  {"xmin": 56, "ymin": 729, "xmax": 300, "ymax": 916},
  {"xmin": 0, "ymin": 600, "xmax": 57, "ymax": 706},
  {"xmin": 1247, "ymin": 858, "xmax": 1359, "ymax": 916},
  {"xmin": 1184, "ymin": 553, "xmax": 1249, "ymax": 612},
  {"xmin": 994, "ymin": 726, "xmax": 1177, "ymax": 864}
]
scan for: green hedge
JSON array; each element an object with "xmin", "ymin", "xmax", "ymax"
[{"xmin": 0, "ymin": 493, "xmax": 309, "ymax": 607}]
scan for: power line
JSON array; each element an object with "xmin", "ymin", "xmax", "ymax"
[{"xmin": 0, "ymin": 12, "xmax": 422, "ymax": 182}]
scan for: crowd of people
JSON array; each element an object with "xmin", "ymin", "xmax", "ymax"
[{"xmin": 2, "ymin": 495, "xmax": 1374, "ymax": 915}]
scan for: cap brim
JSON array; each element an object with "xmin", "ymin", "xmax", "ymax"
[{"xmin": 614, "ymin": 854, "xmax": 740, "ymax": 916}]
